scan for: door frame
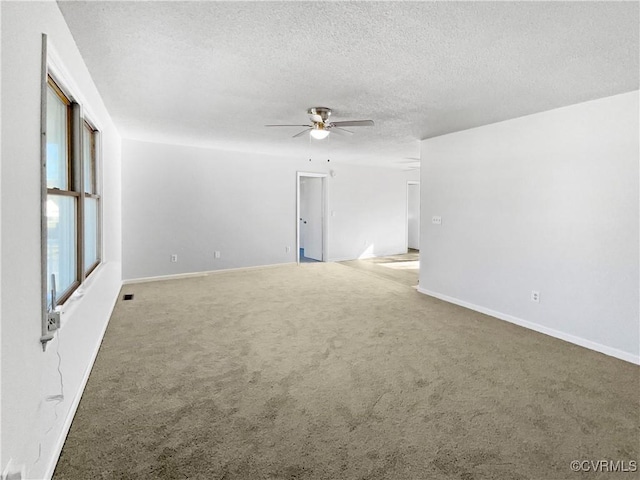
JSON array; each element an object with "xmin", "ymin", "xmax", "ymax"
[
  {"xmin": 296, "ymin": 172, "xmax": 328, "ymax": 264},
  {"xmin": 406, "ymin": 180, "xmax": 420, "ymax": 252}
]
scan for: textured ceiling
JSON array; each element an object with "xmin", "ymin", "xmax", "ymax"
[{"xmin": 58, "ymin": 1, "xmax": 639, "ymax": 168}]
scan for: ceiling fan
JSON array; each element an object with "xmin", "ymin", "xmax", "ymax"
[{"xmin": 266, "ymin": 107, "xmax": 374, "ymax": 139}]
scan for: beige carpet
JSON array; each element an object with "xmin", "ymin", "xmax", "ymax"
[
  {"xmin": 339, "ymin": 250, "xmax": 419, "ymax": 288},
  {"xmin": 54, "ymin": 262, "xmax": 638, "ymax": 479}
]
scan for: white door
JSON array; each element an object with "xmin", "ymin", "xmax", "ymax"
[
  {"xmin": 303, "ymin": 177, "xmax": 323, "ymax": 260},
  {"xmin": 407, "ymin": 183, "xmax": 420, "ymax": 250}
]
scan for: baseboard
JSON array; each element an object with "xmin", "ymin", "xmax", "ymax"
[
  {"xmin": 417, "ymin": 287, "xmax": 640, "ymax": 365},
  {"xmin": 43, "ymin": 273, "xmax": 122, "ymax": 479},
  {"xmin": 123, "ymin": 262, "xmax": 298, "ymax": 285}
]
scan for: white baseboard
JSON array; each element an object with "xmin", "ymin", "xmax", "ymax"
[
  {"xmin": 417, "ymin": 287, "xmax": 640, "ymax": 365},
  {"xmin": 123, "ymin": 262, "xmax": 298, "ymax": 285}
]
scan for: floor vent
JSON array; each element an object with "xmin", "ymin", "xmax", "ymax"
[{"xmin": 123, "ymin": 294, "xmax": 134, "ymax": 301}]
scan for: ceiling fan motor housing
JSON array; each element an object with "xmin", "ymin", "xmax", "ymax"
[{"xmin": 308, "ymin": 107, "xmax": 332, "ymax": 123}]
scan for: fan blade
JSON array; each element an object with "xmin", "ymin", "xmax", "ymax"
[
  {"xmin": 329, "ymin": 127, "xmax": 354, "ymax": 136},
  {"xmin": 265, "ymin": 124, "xmax": 313, "ymax": 127},
  {"xmin": 330, "ymin": 120, "xmax": 374, "ymax": 127},
  {"xmin": 292, "ymin": 128, "xmax": 312, "ymax": 138}
]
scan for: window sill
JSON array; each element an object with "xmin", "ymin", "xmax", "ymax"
[{"xmin": 56, "ymin": 261, "xmax": 105, "ymax": 328}]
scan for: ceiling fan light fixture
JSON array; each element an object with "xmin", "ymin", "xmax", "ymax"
[{"xmin": 310, "ymin": 127, "xmax": 330, "ymax": 140}]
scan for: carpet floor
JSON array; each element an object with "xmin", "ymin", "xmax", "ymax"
[
  {"xmin": 53, "ymin": 262, "xmax": 638, "ymax": 480},
  {"xmin": 339, "ymin": 250, "xmax": 419, "ymax": 288}
]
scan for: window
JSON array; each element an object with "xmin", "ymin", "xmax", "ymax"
[
  {"xmin": 45, "ymin": 75, "xmax": 101, "ymax": 307},
  {"xmin": 83, "ymin": 121, "xmax": 101, "ymax": 276}
]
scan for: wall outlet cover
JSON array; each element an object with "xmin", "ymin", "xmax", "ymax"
[{"xmin": 46, "ymin": 310, "xmax": 61, "ymax": 332}]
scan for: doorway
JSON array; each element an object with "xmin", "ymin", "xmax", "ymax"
[
  {"xmin": 297, "ymin": 172, "xmax": 328, "ymax": 264},
  {"xmin": 407, "ymin": 181, "xmax": 420, "ymax": 252}
]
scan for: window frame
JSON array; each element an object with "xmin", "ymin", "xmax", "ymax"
[
  {"xmin": 46, "ymin": 75, "xmax": 80, "ymax": 305},
  {"xmin": 82, "ymin": 119, "xmax": 102, "ymax": 277},
  {"xmin": 44, "ymin": 75, "xmax": 103, "ymax": 306}
]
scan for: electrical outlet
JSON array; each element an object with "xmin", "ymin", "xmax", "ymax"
[
  {"xmin": 285, "ymin": 246, "xmax": 290, "ymax": 253},
  {"xmin": 531, "ymin": 290, "xmax": 540, "ymax": 303},
  {"xmin": 432, "ymin": 216, "xmax": 442, "ymax": 225},
  {"xmin": 214, "ymin": 251, "xmax": 221, "ymax": 259},
  {"xmin": 47, "ymin": 309, "xmax": 61, "ymax": 332},
  {"xmin": 170, "ymin": 254, "xmax": 178, "ymax": 263}
]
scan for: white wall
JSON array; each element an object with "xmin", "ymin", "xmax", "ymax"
[
  {"xmin": 407, "ymin": 182, "xmax": 420, "ymax": 250},
  {"xmin": 122, "ymin": 139, "xmax": 413, "ymax": 280},
  {"xmin": 1, "ymin": 2, "xmax": 122, "ymax": 478},
  {"xmin": 328, "ymin": 165, "xmax": 411, "ymax": 261},
  {"xmin": 419, "ymin": 91, "xmax": 639, "ymax": 363}
]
